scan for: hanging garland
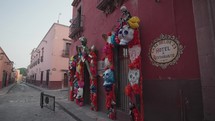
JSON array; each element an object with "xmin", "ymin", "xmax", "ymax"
[
  {"xmin": 120, "ymin": 6, "xmax": 143, "ymax": 121},
  {"xmin": 102, "ymin": 33, "xmax": 116, "ymax": 120},
  {"xmin": 101, "ymin": 5, "xmax": 143, "ymax": 121},
  {"xmin": 89, "ymin": 45, "xmax": 98, "ymax": 111}
]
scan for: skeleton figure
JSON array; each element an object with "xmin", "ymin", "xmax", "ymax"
[
  {"xmin": 128, "ymin": 69, "xmax": 140, "ymax": 86},
  {"xmin": 119, "ymin": 6, "xmax": 132, "ymax": 27},
  {"xmin": 118, "ymin": 25, "xmax": 134, "ymax": 45}
]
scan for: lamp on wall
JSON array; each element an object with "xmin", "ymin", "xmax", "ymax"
[
  {"xmin": 42, "ymin": 40, "xmax": 47, "ymax": 43},
  {"xmin": 155, "ymin": 0, "xmax": 160, "ymax": 3}
]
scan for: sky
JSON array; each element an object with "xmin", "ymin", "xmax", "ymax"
[{"xmin": 0, "ymin": 0, "xmax": 72, "ymax": 69}]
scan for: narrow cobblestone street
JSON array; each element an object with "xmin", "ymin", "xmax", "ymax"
[{"xmin": 0, "ymin": 83, "xmax": 76, "ymax": 121}]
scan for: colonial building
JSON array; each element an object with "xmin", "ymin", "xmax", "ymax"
[
  {"xmin": 0, "ymin": 47, "xmax": 14, "ymax": 89},
  {"xmin": 27, "ymin": 23, "xmax": 71, "ymax": 89},
  {"xmin": 68, "ymin": 0, "xmax": 215, "ymax": 121}
]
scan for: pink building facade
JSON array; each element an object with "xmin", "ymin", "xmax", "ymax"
[
  {"xmin": 27, "ymin": 23, "xmax": 71, "ymax": 89},
  {"xmin": 0, "ymin": 47, "xmax": 14, "ymax": 89}
]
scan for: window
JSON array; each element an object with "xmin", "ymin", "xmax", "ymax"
[
  {"xmin": 41, "ymin": 48, "xmax": 44, "ymax": 62},
  {"xmin": 66, "ymin": 43, "xmax": 71, "ymax": 55}
]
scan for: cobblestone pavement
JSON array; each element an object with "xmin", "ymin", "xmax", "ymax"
[
  {"xmin": 0, "ymin": 83, "xmax": 76, "ymax": 121},
  {"xmin": 0, "ymin": 82, "xmax": 114, "ymax": 121}
]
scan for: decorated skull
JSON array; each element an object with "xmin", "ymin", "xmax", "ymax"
[
  {"xmin": 118, "ymin": 25, "xmax": 134, "ymax": 45},
  {"xmin": 128, "ymin": 69, "xmax": 140, "ymax": 86},
  {"xmin": 103, "ymin": 69, "xmax": 115, "ymax": 91}
]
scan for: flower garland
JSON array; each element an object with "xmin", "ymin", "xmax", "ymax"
[
  {"xmin": 69, "ymin": 56, "xmax": 78, "ymax": 101},
  {"xmin": 69, "ymin": 37, "xmax": 98, "ymax": 111},
  {"xmin": 89, "ymin": 46, "xmax": 98, "ymax": 111},
  {"xmin": 102, "ymin": 33, "xmax": 116, "ymax": 120}
]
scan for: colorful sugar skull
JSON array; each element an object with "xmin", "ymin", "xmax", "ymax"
[
  {"xmin": 118, "ymin": 25, "xmax": 134, "ymax": 45},
  {"xmin": 103, "ymin": 69, "xmax": 115, "ymax": 91},
  {"xmin": 128, "ymin": 69, "xmax": 140, "ymax": 86},
  {"xmin": 76, "ymin": 87, "xmax": 83, "ymax": 99}
]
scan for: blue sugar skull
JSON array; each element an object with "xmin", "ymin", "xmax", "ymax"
[{"xmin": 103, "ymin": 69, "xmax": 115, "ymax": 90}]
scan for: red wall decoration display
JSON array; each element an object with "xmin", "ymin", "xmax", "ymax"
[
  {"xmin": 69, "ymin": 37, "xmax": 98, "ymax": 111},
  {"xmin": 101, "ymin": 5, "xmax": 144, "ymax": 121}
]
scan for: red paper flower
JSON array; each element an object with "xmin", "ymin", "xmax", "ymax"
[
  {"xmin": 129, "ymin": 56, "xmax": 141, "ymax": 69},
  {"xmin": 125, "ymin": 84, "xmax": 132, "ymax": 97},
  {"xmin": 132, "ymin": 84, "xmax": 140, "ymax": 95}
]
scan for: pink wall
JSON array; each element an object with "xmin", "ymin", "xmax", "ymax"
[
  {"xmin": 0, "ymin": 47, "xmax": 13, "ymax": 88},
  {"xmin": 28, "ymin": 23, "xmax": 70, "ymax": 89}
]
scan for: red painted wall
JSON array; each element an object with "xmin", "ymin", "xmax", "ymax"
[
  {"xmin": 70, "ymin": 0, "xmax": 202, "ymax": 120},
  {"xmin": 71, "ymin": 0, "xmax": 200, "ymax": 80},
  {"xmin": 139, "ymin": 0, "xmax": 200, "ymax": 80}
]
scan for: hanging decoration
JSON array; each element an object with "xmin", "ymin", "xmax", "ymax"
[
  {"xmin": 102, "ymin": 33, "xmax": 116, "ymax": 120},
  {"xmin": 101, "ymin": 5, "xmax": 143, "ymax": 121},
  {"xmin": 69, "ymin": 56, "xmax": 77, "ymax": 101},
  {"xmin": 119, "ymin": 6, "xmax": 142, "ymax": 121},
  {"xmin": 69, "ymin": 37, "xmax": 98, "ymax": 111},
  {"xmin": 89, "ymin": 45, "xmax": 98, "ymax": 111}
]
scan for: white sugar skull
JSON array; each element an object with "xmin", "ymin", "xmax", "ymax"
[
  {"xmin": 76, "ymin": 88, "xmax": 83, "ymax": 99},
  {"xmin": 118, "ymin": 25, "xmax": 134, "ymax": 45},
  {"xmin": 128, "ymin": 69, "xmax": 140, "ymax": 86}
]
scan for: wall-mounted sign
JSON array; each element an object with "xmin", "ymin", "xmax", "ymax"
[{"xmin": 149, "ymin": 34, "xmax": 184, "ymax": 69}]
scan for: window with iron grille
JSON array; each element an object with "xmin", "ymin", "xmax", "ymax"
[{"xmin": 114, "ymin": 45, "xmax": 130, "ymax": 113}]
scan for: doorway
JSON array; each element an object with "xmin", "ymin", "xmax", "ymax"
[
  {"xmin": 46, "ymin": 70, "xmax": 50, "ymax": 87},
  {"xmin": 83, "ymin": 64, "xmax": 90, "ymax": 105},
  {"xmin": 63, "ymin": 73, "xmax": 68, "ymax": 88},
  {"xmin": 40, "ymin": 71, "xmax": 43, "ymax": 84}
]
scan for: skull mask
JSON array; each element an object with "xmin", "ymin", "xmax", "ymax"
[
  {"xmin": 118, "ymin": 25, "xmax": 134, "ymax": 45},
  {"xmin": 103, "ymin": 69, "xmax": 115, "ymax": 91},
  {"xmin": 128, "ymin": 69, "xmax": 140, "ymax": 86}
]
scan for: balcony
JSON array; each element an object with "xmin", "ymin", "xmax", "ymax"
[
  {"xmin": 62, "ymin": 50, "xmax": 69, "ymax": 58},
  {"xmin": 69, "ymin": 16, "xmax": 84, "ymax": 40}
]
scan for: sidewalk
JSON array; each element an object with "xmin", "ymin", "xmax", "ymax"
[
  {"xmin": 25, "ymin": 82, "xmax": 115, "ymax": 121},
  {"xmin": 0, "ymin": 83, "xmax": 17, "ymax": 95}
]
